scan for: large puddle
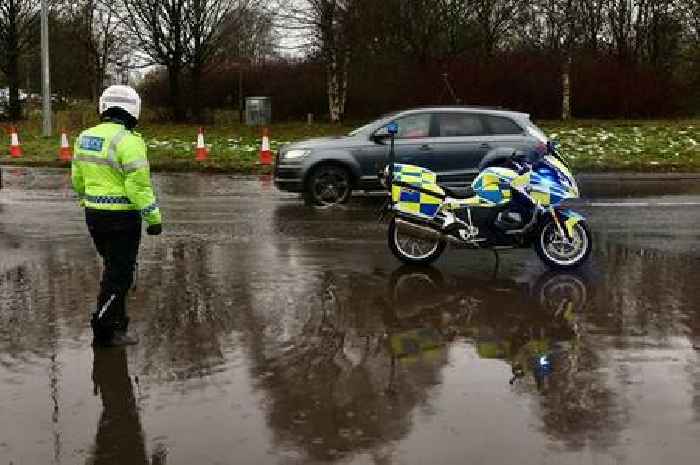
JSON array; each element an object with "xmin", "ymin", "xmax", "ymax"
[{"xmin": 1, "ymin": 168, "xmax": 699, "ymax": 464}]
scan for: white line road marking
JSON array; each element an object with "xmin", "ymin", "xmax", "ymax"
[
  {"xmin": 656, "ymin": 202, "xmax": 700, "ymax": 207},
  {"xmin": 586, "ymin": 202, "xmax": 700, "ymax": 208},
  {"xmin": 588, "ymin": 202, "xmax": 650, "ymax": 207}
]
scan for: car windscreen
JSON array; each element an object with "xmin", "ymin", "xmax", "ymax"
[
  {"xmin": 526, "ymin": 121, "xmax": 549, "ymax": 143},
  {"xmin": 348, "ymin": 111, "xmax": 401, "ymax": 136},
  {"xmin": 348, "ymin": 122, "xmax": 375, "ymax": 136}
]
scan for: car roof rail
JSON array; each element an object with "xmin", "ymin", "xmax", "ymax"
[{"xmin": 400, "ymin": 105, "xmax": 527, "ymax": 113}]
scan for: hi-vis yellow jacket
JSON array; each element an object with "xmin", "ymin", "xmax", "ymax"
[{"xmin": 71, "ymin": 122, "xmax": 162, "ymax": 225}]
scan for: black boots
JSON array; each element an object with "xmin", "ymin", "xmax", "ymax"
[
  {"xmin": 104, "ymin": 330, "xmax": 139, "ymax": 347},
  {"xmin": 91, "ymin": 311, "xmax": 139, "ymax": 347},
  {"xmin": 91, "ymin": 291, "xmax": 139, "ymax": 347}
]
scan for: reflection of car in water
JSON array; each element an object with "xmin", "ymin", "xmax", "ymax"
[{"xmin": 385, "ymin": 266, "xmax": 590, "ymax": 391}]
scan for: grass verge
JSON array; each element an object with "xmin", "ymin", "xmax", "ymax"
[{"xmin": 2, "ymin": 119, "xmax": 699, "ymax": 173}]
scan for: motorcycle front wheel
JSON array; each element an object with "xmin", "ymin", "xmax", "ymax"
[
  {"xmin": 534, "ymin": 220, "xmax": 592, "ymax": 269},
  {"xmin": 388, "ymin": 218, "xmax": 446, "ymax": 266}
]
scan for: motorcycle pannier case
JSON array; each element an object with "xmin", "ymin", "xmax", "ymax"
[{"xmin": 391, "ymin": 164, "xmax": 445, "ymax": 219}]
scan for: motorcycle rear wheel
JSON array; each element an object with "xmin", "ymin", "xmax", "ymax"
[{"xmin": 388, "ymin": 218, "xmax": 447, "ymax": 265}]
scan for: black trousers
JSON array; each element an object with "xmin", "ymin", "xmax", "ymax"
[{"xmin": 86, "ymin": 209, "xmax": 141, "ymax": 339}]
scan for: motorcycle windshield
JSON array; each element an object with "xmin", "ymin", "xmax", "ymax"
[
  {"xmin": 530, "ymin": 156, "xmax": 579, "ymax": 204},
  {"xmin": 545, "ymin": 155, "xmax": 577, "ymax": 189}
]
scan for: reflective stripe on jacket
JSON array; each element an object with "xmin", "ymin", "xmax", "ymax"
[{"xmin": 71, "ymin": 122, "xmax": 162, "ymax": 225}]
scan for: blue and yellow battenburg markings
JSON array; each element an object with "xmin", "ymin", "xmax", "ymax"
[
  {"xmin": 391, "ymin": 164, "xmax": 445, "ymax": 219},
  {"xmin": 472, "ymin": 167, "xmax": 518, "ymax": 205}
]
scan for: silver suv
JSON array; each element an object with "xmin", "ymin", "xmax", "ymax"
[{"xmin": 274, "ymin": 107, "xmax": 549, "ymax": 206}]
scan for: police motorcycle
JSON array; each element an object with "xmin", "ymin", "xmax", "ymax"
[{"xmin": 379, "ymin": 121, "xmax": 592, "ymax": 269}]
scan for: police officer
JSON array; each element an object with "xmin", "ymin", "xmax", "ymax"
[{"xmin": 72, "ymin": 85, "xmax": 162, "ymax": 347}]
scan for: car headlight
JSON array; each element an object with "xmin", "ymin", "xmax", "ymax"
[{"xmin": 283, "ymin": 149, "xmax": 310, "ymax": 160}]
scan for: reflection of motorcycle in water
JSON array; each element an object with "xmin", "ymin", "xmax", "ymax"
[{"xmin": 385, "ymin": 266, "xmax": 590, "ymax": 391}]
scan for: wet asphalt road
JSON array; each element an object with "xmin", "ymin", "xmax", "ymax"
[{"xmin": 1, "ymin": 167, "xmax": 699, "ymax": 465}]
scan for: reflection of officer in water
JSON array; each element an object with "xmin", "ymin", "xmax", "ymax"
[{"xmin": 91, "ymin": 348, "xmax": 151, "ymax": 465}]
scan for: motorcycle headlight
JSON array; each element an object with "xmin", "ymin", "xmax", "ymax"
[{"xmin": 283, "ymin": 149, "xmax": 310, "ymax": 160}]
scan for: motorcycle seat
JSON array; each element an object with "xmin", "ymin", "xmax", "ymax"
[{"xmin": 441, "ymin": 185, "xmax": 475, "ymax": 199}]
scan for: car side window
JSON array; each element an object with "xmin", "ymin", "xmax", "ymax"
[
  {"xmin": 436, "ymin": 113, "xmax": 486, "ymax": 137},
  {"xmin": 485, "ymin": 116, "xmax": 524, "ymax": 135},
  {"xmin": 376, "ymin": 113, "xmax": 431, "ymax": 139}
]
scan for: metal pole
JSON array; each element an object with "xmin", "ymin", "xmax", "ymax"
[
  {"xmin": 389, "ymin": 132, "xmax": 395, "ymax": 188},
  {"xmin": 41, "ymin": 0, "xmax": 52, "ymax": 137},
  {"xmin": 387, "ymin": 121, "xmax": 398, "ymax": 191},
  {"xmin": 238, "ymin": 67, "xmax": 244, "ymax": 124}
]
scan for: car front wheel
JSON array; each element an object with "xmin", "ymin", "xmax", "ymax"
[{"xmin": 303, "ymin": 165, "xmax": 353, "ymax": 206}]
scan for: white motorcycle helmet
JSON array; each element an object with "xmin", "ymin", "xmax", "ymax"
[{"xmin": 99, "ymin": 85, "xmax": 141, "ymax": 121}]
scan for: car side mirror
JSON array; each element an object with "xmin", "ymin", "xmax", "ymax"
[
  {"xmin": 371, "ymin": 133, "xmax": 389, "ymax": 145},
  {"xmin": 372, "ymin": 122, "xmax": 398, "ymax": 145}
]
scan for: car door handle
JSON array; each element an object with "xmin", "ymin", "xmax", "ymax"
[
  {"xmin": 480, "ymin": 143, "xmax": 491, "ymax": 149},
  {"xmin": 419, "ymin": 144, "xmax": 432, "ymax": 151}
]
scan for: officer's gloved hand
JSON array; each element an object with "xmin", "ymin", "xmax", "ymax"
[{"xmin": 146, "ymin": 224, "xmax": 162, "ymax": 236}]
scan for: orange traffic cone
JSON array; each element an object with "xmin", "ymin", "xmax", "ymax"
[
  {"xmin": 9, "ymin": 127, "xmax": 22, "ymax": 158},
  {"xmin": 259, "ymin": 127, "xmax": 272, "ymax": 165},
  {"xmin": 195, "ymin": 127, "xmax": 208, "ymax": 161},
  {"xmin": 59, "ymin": 129, "xmax": 72, "ymax": 161}
]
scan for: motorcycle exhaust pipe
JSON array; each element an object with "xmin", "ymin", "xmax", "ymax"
[
  {"xmin": 395, "ymin": 217, "xmax": 482, "ymax": 248},
  {"xmin": 395, "ymin": 217, "xmax": 443, "ymax": 241}
]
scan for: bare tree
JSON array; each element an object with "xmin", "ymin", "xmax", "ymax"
[
  {"xmin": 398, "ymin": 0, "xmax": 457, "ymax": 62},
  {"xmin": 687, "ymin": 0, "xmax": 700, "ymax": 40},
  {"xmin": 186, "ymin": 0, "xmax": 263, "ymax": 120},
  {"xmin": 119, "ymin": 0, "xmax": 262, "ymax": 120},
  {"xmin": 606, "ymin": 0, "xmax": 636, "ymax": 60},
  {"xmin": 219, "ymin": 6, "xmax": 276, "ymax": 62},
  {"xmin": 524, "ymin": 0, "xmax": 582, "ymax": 119},
  {"xmin": 468, "ymin": 0, "xmax": 525, "ymax": 55},
  {"xmin": 119, "ymin": 0, "xmax": 189, "ymax": 118},
  {"xmin": 578, "ymin": 0, "xmax": 605, "ymax": 50},
  {"xmin": 63, "ymin": 1, "xmax": 129, "ymax": 100},
  {"xmin": 0, "ymin": 0, "xmax": 39, "ymax": 120},
  {"xmin": 278, "ymin": 0, "xmax": 365, "ymax": 122},
  {"xmin": 552, "ymin": 0, "xmax": 580, "ymax": 120},
  {"xmin": 635, "ymin": 0, "xmax": 685, "ymax": 70}
]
